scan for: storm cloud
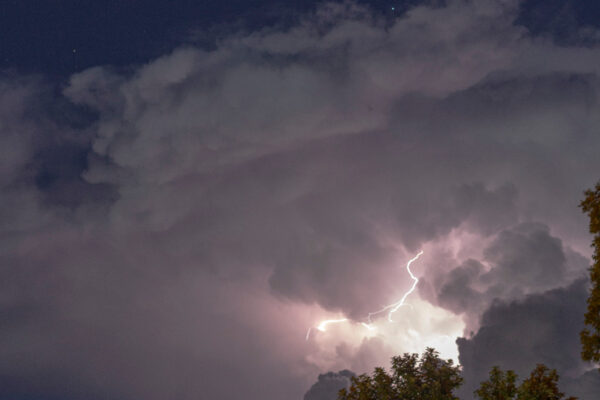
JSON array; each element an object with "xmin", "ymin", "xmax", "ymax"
[
  {"xmin": 1, "ymin": 1, "xmax": 600, "ymax": 399},
  {"xmin": 304, "ymin": 370, "xmax": 355, "ymax": 400},
  {"xmin": 457, "ymin": 279, "xmax": 599, "ymax": 399}
]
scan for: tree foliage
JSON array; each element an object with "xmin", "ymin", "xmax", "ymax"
[
  {"xmin": 337, "ymin": 348, "xmax": 463, "ymax": 400},
  {"xmin": 517, "ymin": 364, "xmax": 575, "ymax": 400},
  {"xmin": 580, "ymin": 182, "xmax": 600, "ymax": 363},
  {"xmin": 474, "ymin": 364, "xmax": 576, "ymax": 400},
  {"xmin": 337, "ymin": 347, "xmax": 576, "ymax": 400},
  {"xmin": 474, "ymin": 366, "xmax": 517, "ymax": 400}
]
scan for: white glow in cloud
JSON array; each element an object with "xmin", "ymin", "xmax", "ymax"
[
  {"xmin": 306, "ymin": 250, "xmax": 465, "ymax": 365},
  {"xmin": 305, "ymin": 296, "xmax": 465, "ymax": 372},
  {"xmin": 309, "ymin": 251, "xmax": 425, "ymax": 336},
  {"xmin": 368, "ymin": 250, "xmax": 424, "ymax": 323}
]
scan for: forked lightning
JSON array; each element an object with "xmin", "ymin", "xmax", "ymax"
[{"xmin": 306, "ymin": 250, "xmax": 424, "ymax": 340}]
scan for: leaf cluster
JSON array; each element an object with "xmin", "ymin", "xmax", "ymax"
[
  {"xmin": 580, "ymin": 182, "xmax": 600, "ymax": 363},
  {"xmin": 337, "ymin": 348, "xmax": 576, "ymax": 400},
  {"xmin": 338, "ymin": 348, "xmax": 462, "ymax": 400},
  {"xmin": 475, "ymin": 364, "xmax": 576, "ymax": 400}
]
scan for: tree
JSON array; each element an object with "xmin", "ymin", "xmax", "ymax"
[
  {"xmin": 474, "ymin": 366, "xmax": 517, "ymax": 400},
  {"xmin": 516, "ymin": 364, "xmax": 576, "ymax": 400},
  {"xmin": 474, "ymin": 364, "xmax": 576, "ymax": 400},
  {"xmin": 580, "ymin": 182, "xmax": 600, "ymax": 364},
  {"xmin": 339, "ymin": 348, "xmax": 576, "ymax": 400},
  {"xmin": 338, "ymin": 347, "xmax": 463, "ymax": 400}
]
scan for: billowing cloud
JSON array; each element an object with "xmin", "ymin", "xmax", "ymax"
[
  {"xmin": 421, "ymin": 222, "xmax": 587, "ymax": 331},
  {"xmin": 457, "ymin": 279, "xmax": 598, "ymax": 399},
  {"xmin": 304, "ymin": 370, "xmax": 355, "ymax": 400},
  {"xmin": 1, "ymin": 1, "xmax": 600, "ymax": 399}
]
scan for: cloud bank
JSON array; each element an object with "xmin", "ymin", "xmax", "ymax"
[{"xmin": 1, "ymin": 1, "xmax": 600, "ymax": 399}]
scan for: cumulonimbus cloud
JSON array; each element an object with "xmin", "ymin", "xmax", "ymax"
[{"xmin": 1, "ymin": 1, "xmax": 600, "ymax": 399}]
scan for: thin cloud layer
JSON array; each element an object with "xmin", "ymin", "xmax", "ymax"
[{"xmin": 0, "ymin": 1, "xmax": 600, "ymax": 399}]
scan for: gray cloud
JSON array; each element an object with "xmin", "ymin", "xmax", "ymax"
[
  {"xmin": 456, "ymin": 279, "xmax": 595, "ymax": 399},
  {"xmin": 483, "ymin": 222, "xmax": 569, "ymax": 290},
  {"xmin": 422, "ymin": 222, "xmax": 587, "ymax": 332},
  {"xmin": 0, "ymin": 1, "xmax": 600, "ymax": 399},
  {"xmin": 304, "ymin": 370, "xmax": 355, "ymax": 400}
]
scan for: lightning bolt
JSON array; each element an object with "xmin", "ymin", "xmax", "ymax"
[
  {"xmin": 361, "ymin": 322, "xmax": 377, "ymax": 330},
  {"xmin": 306, "ymin": 318, "xmax": 348, "ymax": 340},
  {"xmin": 317, "ymin": 318, "xmax": 349, "ymax": 331},
  {"xmin": 366, "ymin": 250, "xmax": 424, "ymax": 323},
  {"xmin": 307, "ymin": 250, "xmax": 424, "ymax": 340}
]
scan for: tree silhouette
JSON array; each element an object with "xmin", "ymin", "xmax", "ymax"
[
  {"xmin": 338, "ymin": 348, "xmax": 576, "ymax": 400},
  {"xmin": 475, "ymin": 364, "xmax": 576, "ymax": 400},
  {"xmin": 338, "ymin": 348, "xmax": 462, "ymax": 400},
  {"xmin": 474, "ymin": 366, "xmax": 517, "ymax": 400},
  {"xmin": 580, "ymin": 182, "xmax": 600, "ymax": 364}
]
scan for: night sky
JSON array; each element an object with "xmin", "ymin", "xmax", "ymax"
[
  {"xmin": 2, "ymin": 1, "xmax": 600, "ymax": 399},
  {"xmin": 3, "ymin": 0, "xmax": 600, "ymax": 76}
]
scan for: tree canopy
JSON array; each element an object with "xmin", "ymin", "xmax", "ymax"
[
  {"xmin": 337, "ymin": 348, "xmax": 575, "ymax": 400},
  {"xmin": 475, "ymin": 364, "xmax": 576, "ymax": 400},
  {"xmin": 580, "ymin": 182, "xmax": 600, "ymax": 363},
  {"xmin": 474, "ymin": 366, "xmax": 517, "ymax": 400},
  {"xmin": 338, "ymin": 348, "xmax": 463, "ymax": 400}
]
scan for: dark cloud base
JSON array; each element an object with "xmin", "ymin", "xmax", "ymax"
[
  {"xmin": 457, "ymin": 279, "xmax": 598, "ymax": 399},
  {"xmin": 304, "ymin": 370, "xmax": 355, "ymax": 400}
]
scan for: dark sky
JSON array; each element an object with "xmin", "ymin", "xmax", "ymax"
[
  {"xmin": 2, "ymin": 1, "xmax": 600, "ymax": 400},
  {"xmin": 2, "ymin": 0, "xmax": 600, "ymax": 76}
]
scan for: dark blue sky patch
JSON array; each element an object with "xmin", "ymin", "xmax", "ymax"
[
  {"xmin": 517, "ymin": 0, "xmax": 600, "ymax": 45},
  {"xmin": 0, "ymin": 0, "xmax": 431, "ymax": 77},
  {"xmin": 6, "ymin": 0, "xmax": 598, "ymax": 77},
  {"xmin": 0, "ymin": 0, "xmax": 317, "ymax": 76}
]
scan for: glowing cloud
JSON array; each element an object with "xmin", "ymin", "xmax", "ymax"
[
  {"xmin": 308, "ymin": 250, "xmax": 425, "ymax": 338},
  {"xmin": 368, "ymin": 250, "xmax": 424, "ymax": 323}
]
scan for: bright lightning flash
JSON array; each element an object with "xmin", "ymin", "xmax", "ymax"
[
  {"xmin": 317, "ymin": 318, "xmax": 349, "ymax": 331},
  {"xmin": 369, "ymin": 250, "xmax": 424, "ymax": 323},
  {"xmin": 307, "ymin": 250, "xmax": 424, "ymax": 340},
  {"xmin": 306, "ymin": 318, "xmax": 349, "ymax": 340}
]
